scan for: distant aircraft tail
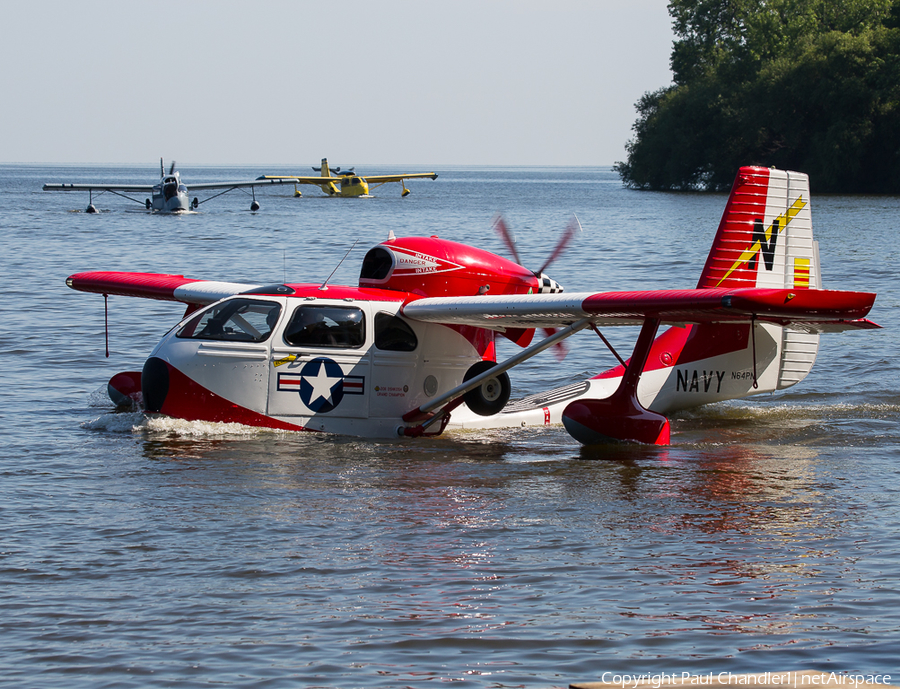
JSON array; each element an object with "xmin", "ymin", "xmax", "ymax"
[{"xmin": 316, "ymin": 158, "xmax": 341, "ymax": 195}]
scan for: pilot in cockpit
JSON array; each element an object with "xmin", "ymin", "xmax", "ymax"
[{"xmin": 284, "ymin": 310, "xmax": 334, "ymax": 346}]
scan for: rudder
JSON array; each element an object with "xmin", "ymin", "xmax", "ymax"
[{"xmin": 697, "ymin": 167, "xmax": 820, "ymax": 291}]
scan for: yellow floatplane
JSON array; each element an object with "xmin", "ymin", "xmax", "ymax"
[{"xmin": 260, "ymin": 158, "xmax": 437, "ymax": 197}]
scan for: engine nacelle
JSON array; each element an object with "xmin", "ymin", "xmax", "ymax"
[{"xmin": 359, "ymin": 236, "xmax": 544, "ymax": 298}]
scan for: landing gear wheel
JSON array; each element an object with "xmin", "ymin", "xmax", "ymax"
[{"xmin": 462, "ymin": 360, "xmax": 511, "ymax": 416}]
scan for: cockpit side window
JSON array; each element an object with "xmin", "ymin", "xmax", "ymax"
[
  {"xmin": 283, "ymin": 305, "xmax": 365, "ymax": 348},
  {"xmin": 177, "ymin": 298, "xmax": 281, "ymax": 343},
  {"xmin": 374, "ymin": 312, "xmax": 418, "ymax": 352}
]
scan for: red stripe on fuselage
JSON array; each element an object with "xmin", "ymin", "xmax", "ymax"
[{"xmin": 158, "ymin": 361, "xmax": 306, "ymax": 431}]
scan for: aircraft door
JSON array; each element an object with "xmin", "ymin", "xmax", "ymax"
[
  {"xmin": 369, "ymin": 309, "xmax": 422, "ymax": 419},
  {"xmin": 268, "ymin": 303, "xmax": 370, "ymax": 421}
]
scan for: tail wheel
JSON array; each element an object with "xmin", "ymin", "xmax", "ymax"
[{"xmin": 462, "ymin": 360, "xmax": 511, "ymax": 416}]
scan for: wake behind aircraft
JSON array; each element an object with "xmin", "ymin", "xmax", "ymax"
[
  {"xmin": 66, "ymin": 167, "xmax": 878, "ymax": 445},
  {"xmin": 43, "ymin": 159, "xmax": 300, "ymax": 213},
  {"xmin": 260, "ymin": 158, "xmax": 438, "ymax": 197}
]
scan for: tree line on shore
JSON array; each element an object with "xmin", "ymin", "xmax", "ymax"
[{"xmin": 616, "ymin": 0, "xmax": 900, "ymax": 192}]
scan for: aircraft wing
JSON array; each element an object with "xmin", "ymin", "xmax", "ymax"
[
  {"xmin": 401, "ymin": 287, "xmax": 879, "ymax": 333},
  {"xmin": 183, "ymin": 178, "xmax": 303, "ymax": 191},
  {"xmin": 66, "ymin": 272, "xmax": 259, "ymax": 306},
  {"xmin": 257, "ymin": 175, "xmax": 343, "ymax": 184},
  {"xmin": 43, "ymin": 183, "xmax": 155, "ymax": 192},
  {"xmin": 359, "ymin": 173, "xmax": 438, "ymax": 183},
  {"xmin": 258, "ymin": 174, "xmax": 438, "ymax": 184},
  {"xmin": 66, "ymin": 273, "xmax": 879, "ymax": 333}
]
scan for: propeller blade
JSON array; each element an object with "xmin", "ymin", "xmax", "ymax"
[
  {"xmin": 492, "ymin": 214, "xmax": 522, "ymax": 266},
  {"xmin": 542, "ymin": 327, "xmax": 569, "ymax": 361},
  {"xmin": 537, "ymin": 214, "xmax": 582, "ymax": 275}
]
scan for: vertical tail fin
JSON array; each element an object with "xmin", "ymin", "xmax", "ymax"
[
  {"xmin": 320, "ymin": 158, "xmax": 331, "ymax": 178},
  {"xmin": 592, "ymin": 167, "xmax": 827, "ymax": 418},
  {"xmin": 694, "ymin": 166, "xmax": 820, "ymax": 392},
  {"xmin": 697, "ymin": 166, "xmax": 820, "ymax": 291}
]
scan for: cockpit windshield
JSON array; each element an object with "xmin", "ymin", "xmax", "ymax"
[
  {"xmin": 177, "ymin": 298, "xmax": 281, "ymax": 343},
  {"xmin": 162, "ymin": 177, "xmax": 179, "ymax": 200}
]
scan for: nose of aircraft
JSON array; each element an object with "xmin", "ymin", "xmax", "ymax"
[{"xmin": 141, "ymin": 357, "xmax": 169, "ymax": 412}]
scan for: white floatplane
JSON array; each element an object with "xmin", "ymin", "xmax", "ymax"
[{"xmin": 44, "ymin": 159, "xmax": 300, "ymax": 213}]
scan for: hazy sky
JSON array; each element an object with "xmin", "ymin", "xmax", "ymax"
[{"xmin": 2, "ymin": 1, "xmax": 675, "ymax": 166}]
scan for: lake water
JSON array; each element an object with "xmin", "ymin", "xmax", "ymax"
[{"xmin": 1, "ymin": 164, "xmax": 898, "ymax": 688}]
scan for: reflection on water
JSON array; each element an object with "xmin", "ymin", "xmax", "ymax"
[{"xmin": 112, "ymin": 412, "xmax": 871, "ymax": 634}]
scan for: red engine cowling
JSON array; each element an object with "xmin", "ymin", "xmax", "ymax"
[{"xmin": 359, "ymin": 236, "xmax": 540, "ymax": 298}]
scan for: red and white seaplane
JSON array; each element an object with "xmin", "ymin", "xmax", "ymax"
[{"xmin": 66, "ymin": 167, "xmax": 879, "ymax": 445}]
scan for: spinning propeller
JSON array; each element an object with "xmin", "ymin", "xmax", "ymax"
[
  {"xmin": 492, "ymin": 213, "xmax": 581, "ymax": 292},
  {"xmin": 492, "ymin": 214, "xmax": 582, "ymax": 359}
]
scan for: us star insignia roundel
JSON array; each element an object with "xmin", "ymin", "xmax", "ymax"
[{"xmin": 298, "ymin": 357, "xmax": 345, "ymax": 413}]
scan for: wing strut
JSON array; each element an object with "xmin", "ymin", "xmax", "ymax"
[
  {"xmin": 104, "ymin": 189, "xmax": 149, "ymax": 207},
  {"xmin": 104, "ymin": 293, "xmax": 110, "ymax": 357},
  {"xmin": 590, "ymin": 323, "xmax": 627, "ymax": 368},
  {"xmin": 194, "ymin": 185, "xmax": 244, "ymax": 207},
  {"xmin": 750, "ymin": 315, "xmax": 759, "ymax": 389},
  {"xmin": 400, "ymin": 318, "xmax": 593, "ymax": 436}
]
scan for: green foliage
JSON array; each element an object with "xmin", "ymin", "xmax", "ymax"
[{"xmin": 616, "ymin": 0, "xmax": 900, "ymax": 192}]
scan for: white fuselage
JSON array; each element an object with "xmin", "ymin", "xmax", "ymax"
[
  {"xmin": 149, "ymin": 296, "xmax": 485, "ymax": 437},
  {"xmin": 151, "ymin": 173, "xmax": 191, "ymax": 212},
  {"xmin": 145, "ymin": 293, "xmax": 816, "ymax": 438}
]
